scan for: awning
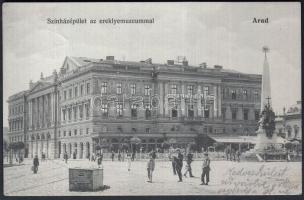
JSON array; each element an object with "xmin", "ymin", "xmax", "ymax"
[{"xmin": 211, "ymin": 136, "xmax": 257, "ymax": 144}]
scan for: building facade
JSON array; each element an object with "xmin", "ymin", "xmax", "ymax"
[
  {"xmin": 275, "ymin": 100, "xmax": 302, "ymax": 140},
  {"xmin": 7, "ymin": 56, "xmax": 261, "ymax": 159}
]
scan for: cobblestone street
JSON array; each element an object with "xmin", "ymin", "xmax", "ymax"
[{"xmin": 4, "ymin": 159, "xmax": 302, "ymax": 196}]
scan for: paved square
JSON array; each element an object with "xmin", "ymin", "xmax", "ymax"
[{"xmin": 4, "ymin": 159, "xmax": 302, "ymax": 196}]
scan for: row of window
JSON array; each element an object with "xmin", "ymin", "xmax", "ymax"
[
  {"xmin": 63, "ymin": 82, "xmax": 91, "ymax": 101},
  {"xmin": 9, "ymin": 118, "xmax": 23, "ymax": 131},
  {"xmin": 10, "ymin": 135, "xmax": 23, "ymax": 142},
  {"xmin": 9, "ymin": 105, "xmax": 24, "ymax": 116},
  {"xmin": 62, "ymin": 103, "xmax": 90, "ymax": 122},
  {"xmin": 222, "ymin": 108, "xmax": 260, "ymax": 121},
  {"xmin": 100, "ymin": 103, "xmax": 152, "ymax": 119},
  {"xmin": 59, "ymin": 128, "xmax": 90, "ymax": 137},
  {"xmin": 224, "ymin": 88, "xmax": 259, "ymax": 101},
  {"xmin": 100, "ymin": 82, "xmax": 152, "ymax": 96},
  {"xmin": 170, "ymin": 84, "xmax": 210, "ymax": 95}
]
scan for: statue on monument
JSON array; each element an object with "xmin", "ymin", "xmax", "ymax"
[{"xmin": 258, "ymin": 98, "xmax": 276, "ymax": 138}]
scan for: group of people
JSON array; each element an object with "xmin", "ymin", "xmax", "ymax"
[
  {"xmin": 170, "ymin": 149, "xmax": 211, "ymax": 185},
  {"xmin": 224, "ymin": 147, "xmax": 241, "ymax": 162}
]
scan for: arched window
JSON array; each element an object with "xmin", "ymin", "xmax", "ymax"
[{"xmin": 286, "ymin": 126, "xmax": 292, "ymax": 138}]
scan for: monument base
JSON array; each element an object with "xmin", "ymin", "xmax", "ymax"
[{"xmin": 69, "ymin": 168, "xmax": 103, "ymax": 191}]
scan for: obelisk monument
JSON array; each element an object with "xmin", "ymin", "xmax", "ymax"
[{"xmin": 254, "ymin": 46, "xmax": 278, "ymax": 151}]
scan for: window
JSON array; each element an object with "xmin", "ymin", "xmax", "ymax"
[
  {"xmin": 79, "ymin": 105, "xmax": 83, "ymax": 119},
  {"xmin": 101, "ymin": 103, "xmax": 108, "ymax": 117},
  {"xmin": 187, "ymin": 85, "xmax": 194, "ymax": 95},
  {"xmin": 204, "ymin": 106, "xmax": 210, "ymax": 118},
  {"xmin": 64, "ymin": 91, "xmax": 67, "ymax": 100},
  {"xmin": 294, "ymin": 126, "xmax": 299, "ymax": 138},
  {"xmin": 172, "ymin": 106, "xmax": 178, "ymax": 118},
  {"xmin": 203, "ymin": 86, "xmax": 209, "ymax": 95},
  {"xmin": 131, "ymin": 104, "xmax": 137, "ymax": 118},
  {"xmin": 69, "ymin": 130, "xmax": 71, "ymax": 136},
  {"xmin": 222, "ymin": 108, "xmax": 226, "ymax": 120},
  {"xmin": 74, "ymin": 129, "xmax": 77, "ymax": 135},
  {"xmin": 101, "ymin": 82, "xmax": 107, "ymax": 94},
  {"xmin": 68, "ymin": 108, "xmax": 72, "ymax": 121},
  {"xmin": 243, "ymin": 108, "xmax": 249, "ymax": 120},
  {"xmin": 80, "ymin": 84, "xmax": 84, "ymax": 96},
  {"xmin": 171, "ymin": 84, "xmax": 177, "ymax": 94},
  {"xmin": 254, "ymin": 90, "xmax": 259, "ymax": 101},
  {"xmin": 86, "ymin": 128, "xmax": 89, "ymax": 134},
  {"xmin": 85, "ymin": 103, "xmax": 90, "ymax": 119},
  {"xmin": 116, "ymin": 83, "xmax": 122, "ymax": 94},
  {"xmin": 63, "ymin": 131, "xmax": 66, "ymax": 137},
  {"xmin": 69, "ymin": 89, "xmax": 72, "ymax": 99},
  {"xmin": 231, "ymin": 90, "xmax": 236, "ymax": 100},
  {"xmin": 243, "ymin": 89, "xmax": 248, "ymax": 99},
  {"xmin": 63, "ymin": 109, "xmax": 66, "ymax": 121},
  {"xmin": 116, "ymin": 103, "xmax": 123, "ymax": 117},
  {"xmin": 255, "ymin": 110, "xmax": 260, "ymax": 121},
  {"xmin": 79, "ymin": 129, "xmax": 83, "ymax": 135},
  {"xmin": 146, "ymin": 128, "xmax": 150, "ymax": 134},
  {"xmin": 188, "ymin": 104, "xmax": 194, "ymax": 118},
  {"xmin": 73, "ymin": 107, "xmax": 77, "ymax": 121},
  {"xmin": 131, "ymin": 84, "xmax": 136, "ymax": 95},
  {"xmin": 232, "ymin": 108, "xmax": 237, "ymax": 120},
  {"xmin": 74, "ymin": 86, "xmax": 78, "ymax": 97},
  {"xmin": 144, "ymin": 85, "xmax": 150, "ymax": 96},
  {"xmin": 86, "ymin": 83, "xmax": 90, "ymax": 94},
  {"xmin": 145, "ymin": 104, "xmax": 151, "ymax": 119}
]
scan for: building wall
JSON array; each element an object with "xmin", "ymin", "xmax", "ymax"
[{"xmin": 7, "ymin": 57, "xmax": 262, "ymax": 158}]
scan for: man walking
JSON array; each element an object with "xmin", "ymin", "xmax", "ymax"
[
  {"xmin": 111, "ymin": 151, "xmax": 115, "ymax": 161},
  {"xmin": 147, "ymin": 152, "xmax": 155, "ymax": 183},
  {"xmin": 201, "ymin": 152, "xmax": 211, "ymax": 185},
  {"xmin": 175, "ymin": 149, "xmax": 183, "ymax": 182},
  {"xmin": 184, "ymin": 151, "xmax": 194, "ymax": 177},
  {"xmin": 33, "ymin": 155, "xmax": 39, "ymax": 174}
]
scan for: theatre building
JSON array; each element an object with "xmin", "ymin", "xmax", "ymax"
[{"xmin": 7, "ymin": 56, "xmax": 261, "ymax": 159}]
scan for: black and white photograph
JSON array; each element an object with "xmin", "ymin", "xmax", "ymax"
[{"xmin": 2, "ymin": 2, "xmax": 302, "ymax": 196}]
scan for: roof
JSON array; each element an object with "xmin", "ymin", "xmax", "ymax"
[{"xmin": 286, "ymin": 101, "xmax": 301, "ymax": 115}]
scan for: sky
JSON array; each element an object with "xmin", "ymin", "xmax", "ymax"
[{"xmin": 3, "ymin": 2, "xmax": 301, "ymax": 127}]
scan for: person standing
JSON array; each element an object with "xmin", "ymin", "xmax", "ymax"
[
  {"xmin": 236, "ymin": 150, "xmax": 241, "ymax": 162},
  {"xmin": 118, "ymin": 151, "xmax": 121, "ymax": 161},
  {"xmin": 111, "ymin": 151, "xmax": 115, "ymax": 161},
  {"xmin": 126, "ymin": 151, "xmax": 131, "ymax": 171},
  {"xmin": 64, "ymin": 152, "xmax": 68, "ymax": 164},
  {"xmin": 175, "ymin": 149, "xmax": 183, "ymax": 182},
  {"xmin": 97, "ymin": 153, "xmax": 103, "ymax": 168},
  {"xmin": 184, "ymin": 152, "xmax": 194, "ymax": 177},
  {"xmin": 169, "ymin": 148, "xmax": 176, "ymax": 175},
  {"xmin": 147, "ymin": 153, "xmax": 155, "ymax": 183},
  {"xmin": 33, "ymin": 155, "xmax": 39, "ymax": 174},
  {"xmin": 201, "ymin": 152, "xmax": 211, "ymax": 185},
  {"xmin": 225, "ymin": 147, "xmax": 230, "ymax": 161}
]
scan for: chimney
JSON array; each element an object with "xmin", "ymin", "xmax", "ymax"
[
  {"xmin": 167, "ymin": 60, "xmax": 174, "ymax": 65},
  {"xmin": 199, "ymin": 62, "xmax": 207, "ymax": 68},
  {"xmin": 106, "ymin": 56, "xmax": 115, "ymax": 61},
  {"xmin": 40, "ymin": 72, "xmax": 44, "ymax": 80},
  {"xmin": 182, "ymin": 60, "xmax": 188, "ymax": 66},
  {"xmin": 214, "ymin": 65, "xmax": 223, "ymax": 70}
]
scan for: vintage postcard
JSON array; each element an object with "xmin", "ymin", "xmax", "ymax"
[{"xmin": 2, "ymin": 2, "xmax": 302, "ymax": 196}]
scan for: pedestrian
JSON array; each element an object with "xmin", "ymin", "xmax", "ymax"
[
  {"xmin": 91, "ymin": 153, "xmax": 95, "ymax": 162},
  {"xmin": 131, "ymin": 152, "xmax": 135, "ymax": 161},
  {"xmin": 169, "ymin": 148, "xmax": 176, "ymax": 175},
  {"xmin": 33, "ymin": 155, "xmax": 39, "ymax": 174},
  {"xmin": 236, "ymin": 150, "xmax": 241, "ymax": 162},
  {"xmin": 231, "ymin": 148, "xmax": 236, "ymax": 161},
  {"xmin": 126, "ymin": 151, "xmax": 131, "ymax": 171},
  {"xmin": 122, "ymin": 150, "xmax": 125, "ymax": 162},
  {"xmin": 64, "ymin": 152, "xmax": 68, "ymax": 164},
  {"xmin": 201, "ymin": 152, "xmax": 211, "ymax": 185},
  {"xmin": 184, "ymin": 151, "xmax": 194, "ymax": 177},
  {"xmin": 147, "ymin": 153, "xmax": 155, "ymax": 183},
  {"xmin": 118, "ymin": 151, "xmax": 121, "ymax": 161},
  {"xmin": 175, "ymin": 149, "xmax": 183, "ymax": 182},
  {"xmin": 88, "ymin": 152, "xmax": 91, "ymax": 161},
  {"xmin": 225, "ymin": 147, "xmax": 230, "ymax": 160},
  {"xmin": 111, "ymin": 151, "xmax": 115, "ymax": 161},
  {"xmin": 97, "ymin": 153, "xmax": 103, "ymax": 168}
]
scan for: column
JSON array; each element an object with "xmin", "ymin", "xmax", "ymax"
[
  {"xmin": 29, "ymin": 100, "xmax": 32, "ymax": 129},
  {"xmin": 49, "ymin": 140, "xmax": 55, "ymax": 159},
  {"xmin": 164, "ymin": 82, "xmax": 169, "ymax": 116},
  {"xmin": 159, "ymin": 82, "xmax": 164, "ymax": 116},
  {"xmin": 181, "ymin": 84, "xmax": 185, "ymax": 116},
  {"xmin": 197, "ymin": 85, "xmax": 202, "ymax": 117},
  {"xmin": 218, "ymin": 84, "xmax": 222, "ymax": 118},
  {"xmin": 237, "ymin": 106, "xmax": 243, "ymax": 120},
  {"xmin": 225, "ymin": 106, "xmax": 232, "ymax": 120},
  {"xmin": 248, "ymin": 107, "xmax": 255, "ymax": 120},
  {"xmin": 213, "ymin": 85, "xmax": 218, "ymax": 118},
  {"xmin": 83, "ymin": 142, "xmax": 87, "ymax": 159}
]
